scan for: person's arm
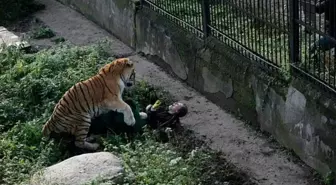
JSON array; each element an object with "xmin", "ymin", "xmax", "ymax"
[{"xmin": 315, "ymin": 0, "xmax": 328, "ymax": 14}]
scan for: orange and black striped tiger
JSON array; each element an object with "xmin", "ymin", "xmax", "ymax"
[{"xmin": 42, "ymin": 58, "xmax": 136, "ymax": 150}]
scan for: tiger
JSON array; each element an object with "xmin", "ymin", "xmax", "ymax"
[{"xmin": 42, "ymin": 58, "xmax": 136, "ymax": 151}]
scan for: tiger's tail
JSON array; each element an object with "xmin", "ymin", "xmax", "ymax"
[{"xmin": 42, "ymin": 120, "xmax": 51, "ymax": 137}]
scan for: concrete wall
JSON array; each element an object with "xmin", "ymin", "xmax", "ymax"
[
  {"xmin": 57, "ymin": 0, "xmax": 136, "ymax": 47},
  {"xmin": 58, "ymin": 0, "xmax": 336, "ymax": 176}
]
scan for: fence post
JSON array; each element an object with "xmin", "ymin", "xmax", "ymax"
[
  {"xmin": 201, "ymin": 0, "xmax": 211, "ymax": 37},
  {"xmin": 289, "ymin": 0, "xmax": 300, "ymax": 64}
]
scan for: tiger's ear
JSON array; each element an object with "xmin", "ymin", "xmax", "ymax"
[
  {"xmin": 126, "ymin": 59, "xmax": 134, "ymax": 67},
  {"xmin": 99, "ymin": 63, "xmax": 111, "ymax": 73},
  {"xmin": 99, "ymin": 67, "xmax": 105, "ymax": 73}
]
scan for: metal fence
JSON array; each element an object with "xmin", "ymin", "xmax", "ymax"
[
  {"xmin": 293, "ymin": 0, "xmax": 336, "ymax": 92},
  {"xmin": 142, "ymin": 0, "xmax": 336, "ymax": 93},
  {"xmin": 144, "ymin": 0, "xmax": 204, "ymax": 37}
]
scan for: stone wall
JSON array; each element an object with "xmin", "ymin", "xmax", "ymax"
[
  {"xmin": 58, "ymin": 0, "xmax": 336, "ymax": 176},
  {"xmin": 57, "ymin": 0, "xmax": 136, "ymax": 47}
]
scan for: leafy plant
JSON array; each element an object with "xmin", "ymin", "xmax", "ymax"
[
  {"xmin": 324, "ymin": 171, "xmax": 336, "ymax": 185},
  {"xmin": 0, "ymin": 42, "xmax": 110, "ymax": 132},
  {"xmin": 31, "ymin": 26, "xmax": 55, "ymax": 39},
  {"xmin": 103, "ymin": 127, "xmax": 210, "ymax": 185}
]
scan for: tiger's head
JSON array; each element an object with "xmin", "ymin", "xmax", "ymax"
[{"xmin": 99, "ymin": 58, "xmax": 136, "ymax": 87}]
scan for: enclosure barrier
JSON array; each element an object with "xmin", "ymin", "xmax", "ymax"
[{"xmin": 142, "ymin": 0, "xmax": 336, "ymax": 93}]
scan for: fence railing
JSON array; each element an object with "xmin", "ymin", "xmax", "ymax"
[
  {"xmin": 142, "ymin": 0, "xmax": 336, "ymax": 93},
  {"xmin": 294, "ymin": 0, "xmax": 336, "ymax": 92}
]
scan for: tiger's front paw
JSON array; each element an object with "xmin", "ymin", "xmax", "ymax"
[
  {"xmin": 124, "ymin": 114, "xmax": 136, "ymax": 126},
  {"xmin": 139, "ymin": 112, "xmax": 148, "ymax": 119}
]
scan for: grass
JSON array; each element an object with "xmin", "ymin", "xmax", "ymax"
[
  {"xmin": 31, "ymin": 25, "xmax": 56, "ymax": 39},
  {"xmin": 0, "ymin": 42, "xmax": 255, "ymax": 185},
  {"xmin": 104, "ymin": 130, "xmax": 211, "ymax": 184},
  {"xmin": 0, "ymin": 0, "xmax": 45, "ymax": 26}
]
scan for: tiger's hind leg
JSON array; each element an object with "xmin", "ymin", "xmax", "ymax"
[
  {"xmin": 74, "ymin": 121, "xmax": 99, "ymax": 151},
  {"xmin": 86, "ymin": 134, "xmax": 101, "ymax": 143}
]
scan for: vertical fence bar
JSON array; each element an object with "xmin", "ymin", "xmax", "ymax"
[
  {"xmin": 289, "ymin": 0, "xmax": 300, "ymax": 65},
  {"xmin": 201, "ymin": 0, "xmax": 211, "ymax": 37},
  {"xmin": 139, "ymin": 0, "xmax": 145, "ymax": 6}
]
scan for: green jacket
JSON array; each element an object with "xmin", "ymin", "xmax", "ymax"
[{"xmin": 89, "ymin": 99, "xmax": 147, "ymax": 135}]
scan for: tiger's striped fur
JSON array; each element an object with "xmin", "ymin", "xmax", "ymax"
[{"xmin": 42, "ymin": 58, "xmax": 136, "ymax": 151}]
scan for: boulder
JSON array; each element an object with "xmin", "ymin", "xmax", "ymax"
[
  {"xmin": 30, "ymin": 152, "xmax": 124, "ymax": 185},
  {"xmin": 0, "ymin": 26, "xmax": 30, "ymax": 52}
]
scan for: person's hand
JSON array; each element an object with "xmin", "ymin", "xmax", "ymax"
[
  {"xmin": 139, "ymin": 112, "xmax": 148, "ymax": 119},
  {"xmin": 152, "ymin": 100, "xmax": 162, "ymax": 109}
]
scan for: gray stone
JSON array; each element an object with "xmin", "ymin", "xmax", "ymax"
[
  {"xmin": 199, "ymin": 48, "xmax": 212, "ymax": 61},
  {"xmin": 202, "ymin": 67, "xmax": 233, "ymax": 98},
  {"xmin": 164, "ymin": 35, "xmax": 188, "ymax": 80},
  {"xmin": 0, "ymin": 26, "xmax": 30, "ymax": 50},
  {"xmin": 253, "ymin": 79, "xmax": 286, "ymax": 133},
  {"xmin": 30, "ymin": 152, "xmax": 123, "ymax": 185},
  {"xmin": 57, "ymin": 0, "xmax": 135, "ymax": 47},
  {"xmin": 330, "ymin": 119, "xmax": 336, "ymax": 126},
  {"xmin": 321, "ymin": 116, "xmax": 328, "ymax": 125},
  {"xmin": 135, "ymin": 20, "xmax": 188, "ymax": 80},
  {"xmin": 284, "ymin": 87, "xmax": 306, "ymax": 125}
]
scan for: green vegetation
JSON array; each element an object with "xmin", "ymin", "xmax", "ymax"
[
  {"xmin": 0, "ymin": 0, "xmax": 45, "ymax": 26},
  {"xmin": 0, "ymin": 42, "xmax": 110, "ymax": 184},
  {"xmin": 0, "ymin": 42, "xmax": 254, "ymax": 185},
  {"xmin": 324, "ymin": 171, "xmax": 336, "ymax": 185},
  {"xmin": 104, "ymin": 130, "xmax": 210, "ymax": 184},
  {"xmin": 31, "ymin": 25, "xmax": 56, "ymax": 39}
]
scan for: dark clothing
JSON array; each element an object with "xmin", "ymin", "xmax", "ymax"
[
  {"xmin": 146, "ymin": 108, "xmax": 180, "ymax": 142},
  {"xmin": 310, "ymin": 36, "xmax": 336, "ymax": 52},
  {"xmin": 146, "ymin": 107, "xmax": 179, "ymax": 130},
  {"xmin": 89, "ymin": 99, "xmax": 146, "ymax": 136},
  {"xmin": 315, "ymin": 0, "xmax": 336, "ymax": 37},
  {"xmin": 310, "ymin": 0, "xmax": 336, "ymax": 54}
]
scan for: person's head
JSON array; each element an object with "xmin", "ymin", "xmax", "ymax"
[{"xmin": 168, "ymin": 102, "xmax": 188, "ymax": 117}]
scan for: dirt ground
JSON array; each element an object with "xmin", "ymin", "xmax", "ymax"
[{"xmin": 6, "ymin": 0, "xmax": 325, "ymax": 184}]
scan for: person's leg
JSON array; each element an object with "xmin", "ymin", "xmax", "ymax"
[
  {"xmin": 309, "ymin": 36, "xmax": 336, "ymax": 70},
  {"xmin": 309, "ymin": 36, "xmax": 335, "ymax": 53},
  {"xmin": 319, "ymin": 37, "xmax": 336, "ymax": 51}
]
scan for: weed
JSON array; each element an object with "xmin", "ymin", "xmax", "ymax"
[
  {"xmin": 31, "ymin": 25, "xmax": 55, "ymax": 39},
  {"xmin": 324, "ymin": 171, "xmax": 336, "ymax": 185},
  {"xmin": 103, "ymin": 128, "xmax": 208, "ymax": 184}
]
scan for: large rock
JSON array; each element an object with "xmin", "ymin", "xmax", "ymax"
[
  {"xmin": 30, "ymin": 152, "xmax": 124, "ymax": 185},
  {"xmin": 0, "ymin": 26, "xmax": 30, "ymax": 51}
]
